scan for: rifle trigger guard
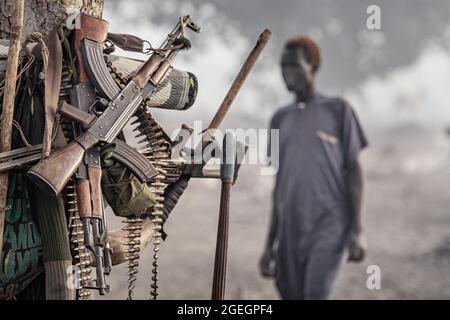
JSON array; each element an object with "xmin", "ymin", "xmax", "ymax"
[{"xmin": 89, "ymin": 99, "xmax": 106, "ymax": 117}]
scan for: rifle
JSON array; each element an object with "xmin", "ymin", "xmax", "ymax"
[
  {"xmin": 27, "ymin": 15, "xmax": 200, "ymax": 196},
  {"xmin": 68, "ymin": 13, "xmax": 111, "ymax": 294}
]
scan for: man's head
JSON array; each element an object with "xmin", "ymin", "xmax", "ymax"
[{"xmin": 281, "ymin": 36, "xmax": 321, "ymax": 99}]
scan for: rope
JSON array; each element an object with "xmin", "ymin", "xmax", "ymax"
[
  {"xmin": 12, "ymin": 120, "xmax": 31, "ymax": 146},
  {"xmin": 25, "ymin": 32, "xmax": 48, "ymax": 80}
]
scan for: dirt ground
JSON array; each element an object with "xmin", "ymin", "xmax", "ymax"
[{"xmin": 100, "ymin": 127, "xmax": 450, "ymax": 300}]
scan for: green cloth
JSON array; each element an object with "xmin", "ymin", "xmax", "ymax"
[{"xmin": 100, "ymin": 143, "xmax": 156, "ymax": 217}]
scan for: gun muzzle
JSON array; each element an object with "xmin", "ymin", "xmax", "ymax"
[{"xmin": 91, "ymin": 217, "xmax": 110, "ymax": 295}]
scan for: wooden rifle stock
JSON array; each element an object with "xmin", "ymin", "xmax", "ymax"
[
  {"xmin": 76, "ymin": 180, "xmax": 92, "ymax": 220},
  {"xmin": 27, "ymin": 132, "xmax": 98, "ymax": 195}
]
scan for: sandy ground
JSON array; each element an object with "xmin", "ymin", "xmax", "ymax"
[{"xmin": 99, "ymin": 127, "xmax": 450, "ymax": 300}]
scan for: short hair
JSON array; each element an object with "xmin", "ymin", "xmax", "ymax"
[{"xmin": 284, "ymin": 36, "xmax": 322, "ymax": 73}]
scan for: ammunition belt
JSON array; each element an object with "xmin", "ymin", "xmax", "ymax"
[
  {"xmin": 60, "ymin": 63, "xmax": 93, "ymax": 300},
  {"xmin": 106, "ymin": 56, "xmax": 182, "ymax": 299}
]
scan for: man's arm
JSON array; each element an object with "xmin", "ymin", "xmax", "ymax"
[
  {"xmin": 265, "ymin": 206, "xmax": 279, "ymax": 254},
  {"xmin": 259, "ymin": 205, "xmax": 278, "ymax": 277},
  {"xmin": 346, "ymin": 158, "xmax": 367, "ymax": 262},
  {"xmin": 259, "ymin": 113, "xmax": 280, "ymax": 277}
]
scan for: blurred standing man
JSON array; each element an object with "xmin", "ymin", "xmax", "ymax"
[{"xmin": 259, "ymin": 36, "xmax": 368, "ymax": 300}]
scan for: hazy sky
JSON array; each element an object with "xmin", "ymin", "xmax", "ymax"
[
  {"xmin": 103, "ymin": 1, "xmax": 450, "ymax": 132},
  {"xmin": 98, "ymin": 1, "xmax": 450, "ymax": 300},
  {"xmin": 105, "ymin": 0, "xmax": 450, "ymax": 88}
]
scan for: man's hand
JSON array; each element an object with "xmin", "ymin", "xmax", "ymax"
[
  {"xmin": 347, "ymin": 232, "xmax": 367, "ymax": 263},
  {"xmin": 259, "ymin": 248, "xmax": 275, "ymax": 278}
]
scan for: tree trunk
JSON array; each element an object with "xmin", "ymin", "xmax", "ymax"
[
  {"xmin": 0, "ymin": 0, "xmax": 24, "ymax": 268},
  {"xmin": 0, "ymin": 0, "xmax": 104, "ymax": 41}
]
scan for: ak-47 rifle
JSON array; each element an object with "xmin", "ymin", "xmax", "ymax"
[
  {"xmin": 0, "ymin": 16, "xmax": 160, "ymax": 182},
  {"xmin": 27, "ymin": 15, "xmax": 200, "ymax": 195},
  {"xmin": 62, "ymin": 14, "xmax": 200, "ymax": 295},
  {"xmin": 70, "ymin": 13, "xmax": 112, "ymax": 294}
]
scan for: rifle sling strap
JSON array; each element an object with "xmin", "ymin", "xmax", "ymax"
[
  {"xmin": 107, "ymin": 32, "xmax": 145, "ymax": 53},
  {"xmin": 43, "ymin": 28, "xmax": 63, "ymax": 158}
]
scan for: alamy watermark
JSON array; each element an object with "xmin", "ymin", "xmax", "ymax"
[
  {"xmin": 168, "ymin": 121, "xmax": 280, "ymax": 176},
  {"xmin": 366, "ymin": 5, "xmax": 382, "ymax": 30},
  {"xmin": 67, "ymin": 265, "xmax": 82, "ymax": 290},
  {"xmin": 366, "ymin": 265, "xmax": 382, "ymax": 290}
]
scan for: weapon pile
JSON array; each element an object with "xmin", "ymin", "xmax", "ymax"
[
  {"xmin": 30, "ymin": 13, "xmax": 200, "ymax": 300},
  {"xmin": 0, "ymin": 11, "xmax": 271, "ymax": 300}
]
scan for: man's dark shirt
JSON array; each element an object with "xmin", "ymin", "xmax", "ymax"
[{"xmin": 270, "ymin": 93, "xmax": 368, "ymax": 298}]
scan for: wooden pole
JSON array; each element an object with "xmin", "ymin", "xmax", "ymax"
[
  {"xmin": 211, "ymin": 182, "xmax": 232, "ymax": 300},
  {"xmin": 207, "ymin": 29, "xmax": 272, "ymax": 130},
  {"xmin": 200, "ymin": 29, "xmax": 271, "ymax": 151},
  {"xmin": 211, "ymin": 131, "xmax": 237, "ymax": 300},
  {"xmin": 0, "ymin": 0, "xmax": 25, "ymax": 250}
]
